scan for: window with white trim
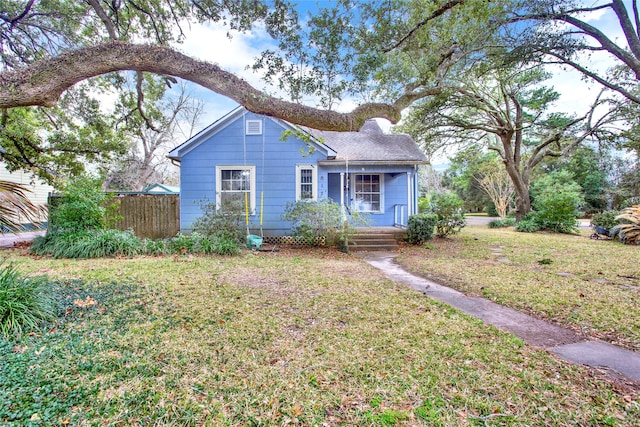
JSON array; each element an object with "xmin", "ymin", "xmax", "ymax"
[
  {"xmin": 353, "ymin": 173, "xmax": 382, "ymax": 212},
  {"xmin": 296, "ymin": 164, "xmax": 317, "ymax": 201},
  {"xmin": 245, "ymin": 119, "xmax": 262, "ymax": 135},
  {"xmin": 216, "ymin": 166, "xmax": 256, "ymax": 212}
]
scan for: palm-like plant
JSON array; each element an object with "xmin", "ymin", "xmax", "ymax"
[
  {"xmin": 612, "ymin": 205, "xmax": 640, "ymax": 245},
  {"xmin": 0, "ymin": 180, "xmax": 46, "ymax": 232}
]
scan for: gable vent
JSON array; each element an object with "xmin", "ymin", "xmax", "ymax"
[{"xmin": 246, "ymin": 119, "xmax": 263, "ymax": 135}]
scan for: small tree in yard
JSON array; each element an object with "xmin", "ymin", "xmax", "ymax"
[
  {"xmin": 423, "ymin": 191, "xmax": 466, "ymax": 238},
  {"xmin": 475, "ymin": 158, "xmax": 514, "ymax": 219},
  {"xmin": 191, "ymin": 199, "xmax": 245, "ymax": 243},
  {"xmin": 530, "ymin": 171, "xmax": 584, "ymax": 234},
  {"xmin": 49, "ymin": 176, "xmax": 113, "ymax": 232}
]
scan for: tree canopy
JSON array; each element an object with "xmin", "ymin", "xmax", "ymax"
[
  {"xmin": 0, "ymin": 0, "xmax": 519, "ymax": 131},
  {"xmin": 0, "ymin": 0, "xmax": 638, "ymax": 197},
  {"xmin": 398, "ymin": 65, "xmax": 615, "ymax": 219}
]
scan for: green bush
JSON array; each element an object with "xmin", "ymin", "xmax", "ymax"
[
  {"xmin": 282, "ymin": 199, "xmax": 368, "ymax": 247},
  {"xmin": 75, "ymin": 229, "xmax": 142, "ymax": 258},
  {"xmin": 530, "ymin": 171, "xmax": 583, "ymax": 234},
  {"xmin": 515, "ymin": 218, "xmax": 540, "ymax": 233},
  {"xmin": 591, "ymin": 210, "xmax": 620, "ymax": 230},
  {"xmin": 192, "ymin": 199, "xmax": 245, "ymax": 243},
  {"xmin": 488, "ymin": 218, "xmax": 516, "ymax": 228},
  {"xmin": 30, "ymin": 230, "xmax": 92, "ymax": 258},
  {"xmin": 50, "ymin": 177, "xmax": 117, "ymax": 232},
  {"xmin": 213, "ymin": 236, "xmax": 240, "ymax": 255},
  {"xmin": 31, "ymin": 229, "xmax": 242, "ymax": 258},
  {"xmin": 168, "ymin": 232, "xmax": 197, "ymax": 254},
  {"xmin": 0, "ymin": 262, "xmax": 55, "ymax": 337},
  {"xmin": 141, "ymin": 238, "xmax": 168, "ymax": 255},
  {"xmin": 407, "ymin": 214, "xmax": 437, "ymax": 244},
  {"xmin": 31, "ymin": 229, "xmax": 143, "ymax": 258},
  {"xmin": 427, "ymin": 191, "xmax": 466, "ymax": 237}
]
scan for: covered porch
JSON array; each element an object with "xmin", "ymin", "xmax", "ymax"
[{"xmin": 323, "ymin": 166, "xmax": 420, "ymax": 228}]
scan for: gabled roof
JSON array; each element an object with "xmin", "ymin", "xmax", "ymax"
[
  {"xmin": 142, "ymin": 183, "xmax": 180, "ymax": 194},
  {"xmin": 309, "ymin": 120, "xmax": 429, "ymax": 165},
  {"xmin": 168, "ymin": 107, "xmax": 427, "ymax": 165},
  {"xmin": 167, "ymin": 106, "xmax": 335, "ymax": 161}
]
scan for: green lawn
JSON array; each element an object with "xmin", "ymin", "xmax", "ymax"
[
  {"xmin": 397, "ymin": 225, "xmax": 640, "ymax": 352},
  {"xmin": 1, "ymin": 247, "xmax": 639, "ymax": 426}
]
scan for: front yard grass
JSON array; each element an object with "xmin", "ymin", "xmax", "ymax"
[
  {"xmin": 0, "ymin": 248, "xmax": 638, "ymax": 426},
  {"xmin": 397, "ymin": 225, "xmax": 640, "ymax": 352}
]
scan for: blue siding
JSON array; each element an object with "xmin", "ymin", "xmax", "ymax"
[{"xmin": 179, "ymin": 112, "xmax": 327, "ymax": 234}]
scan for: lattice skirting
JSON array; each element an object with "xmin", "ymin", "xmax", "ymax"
[{"xmin": 262, "ymin": 235, "xmax": 326, "ymax": 246}]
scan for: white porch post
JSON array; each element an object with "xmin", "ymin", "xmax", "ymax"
[
  {"xmin": 407, "ymin": 172, "xmax": 412, "ymax": 216},
  {"xmin": 340, "ymin": 172, "xmax": 346, "ymax": 221}
]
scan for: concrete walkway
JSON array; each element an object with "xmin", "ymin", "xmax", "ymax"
[
  {"xmin": 0, "ymin": 230, "xmax": 45, "ymax": 248},
  {"xmin": 362, "ymin": 252, "xmax": 640, "ymax": 385}
]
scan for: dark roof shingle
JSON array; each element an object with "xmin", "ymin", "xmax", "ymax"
[{"xmin": 306, "ymin": 120, "xmax": 428, "ymax": 163}]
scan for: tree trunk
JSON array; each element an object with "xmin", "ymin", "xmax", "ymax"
[{"xmin": 500, "ymin": 135, "xmax": 531, "ymax": 221}]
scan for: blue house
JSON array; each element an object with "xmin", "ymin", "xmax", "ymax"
[{"xmin": 168, "ymin": 107, "xmax": 428, "ymax": 236}]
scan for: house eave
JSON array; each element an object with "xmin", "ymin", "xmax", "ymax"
[{"xmin": 318, "ymin": 160, "xmax": 430, "ymax": 166}]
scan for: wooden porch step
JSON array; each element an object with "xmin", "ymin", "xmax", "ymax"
[{"xmin": 347, "ymin": 232, "xmax": 403, "ymax": 252}]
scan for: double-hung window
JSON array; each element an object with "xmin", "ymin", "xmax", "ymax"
[
  {"xmin": 216, "ymin": 166, "xmax": 256, "ymax": 212},
  {"xmin": 296, "ymin": 164, "xmax": 317, "ymax": 201},
  {"xmin": 353, "ymin": 173, "xmax": 382, "ymax": 212}
]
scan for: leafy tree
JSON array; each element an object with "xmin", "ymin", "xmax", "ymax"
[
  {"xmin": 542, "ymin": 146, "xmax": 609, "ymax": 213},
  {"xmin": 475, "ymin": 157, "xmax": 515, "ymax": 219},
  {"xmin": 399, "ymin": 66, "xmax": 613, "ymax": 220},
  {"xmin": 443, "ymin": 146, "xmax": 493, "ymax": 213},
  {"xmin": 0, "ymin": 87, "xmax": 127, "ymax": 182},
  {"xmin": 503, "ymin": 0, "xmax": 640, "ymax": 106},
  {"xmin": 0, "ymin": 0, "xmax": 516, "ymax": 131},
  {"xmin": 49, "ymin": 176, "xmax": 113, "ymax": 232},
  {"xmin": 530, "ymin": 170, "xmax": 584, "ymax": 234}
]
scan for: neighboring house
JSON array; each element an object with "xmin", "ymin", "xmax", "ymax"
[
  {"xmin": 141, "ymin": 183, "xmax": 180, "ymax": 194},
  {"xmin": 168, "ymin": 107, "xmax": 428, "ymax": 236},
  {"xmin": 0, "ymin": 163, "xmax": 53, "ymax": 228}
]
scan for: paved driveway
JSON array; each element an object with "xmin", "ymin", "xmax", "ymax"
[
  {"xmin": 0, "ymin": 230, "xmax": 45, "ymax": 248},
  {"xmin": 465, "ymin": 216, "xmax": 498, "ymax": 226}
]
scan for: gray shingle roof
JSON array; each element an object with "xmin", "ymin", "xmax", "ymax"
[{"xmin": 307, "ymin": 120, "xmax": 428, "ymax": 163}]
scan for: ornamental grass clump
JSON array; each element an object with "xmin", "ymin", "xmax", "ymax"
[
  {"xmin": 0, "ymin": 262, "xmax": 55, "ymax": 338},
  {"xmin": 612, "ymin": 205, "xmax": 640, "ymax": 245}
]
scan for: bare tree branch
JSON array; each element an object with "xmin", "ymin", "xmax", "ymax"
[
  {"xmin": 136, "ymin": 71, "xmax": 160, "ymax": 132},
  {"xmin": 86, "ymin": 0, "xmax": 118, "ymax": 40},
  {"xmin": 383, "ymin": 0, "xmax": 464, "ymax": 52}
]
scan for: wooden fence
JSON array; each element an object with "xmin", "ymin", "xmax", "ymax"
[
  {"xmin": 49, "ymin": 193, "xmax": 180, "ymax": 239},
  {"xmin": 110, "ymin": 194, "xmax": 180, "ymax": 239}
]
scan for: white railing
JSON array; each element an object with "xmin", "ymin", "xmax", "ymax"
[{"xmin": 394, "ymin": 204, "xmax": 408, "ymax": 227}]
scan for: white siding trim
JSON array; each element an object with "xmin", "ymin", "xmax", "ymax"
[
  {"xmin": 352, "ymin": 173, "xmax": 384, "ymax": 213},
  {"xmin": 295, "ymin": 164, "xmax": 317, "ymax": 201},
  {"xmin": 215, "ymin": 165, "xmax": 256, "ymax": 213}
]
